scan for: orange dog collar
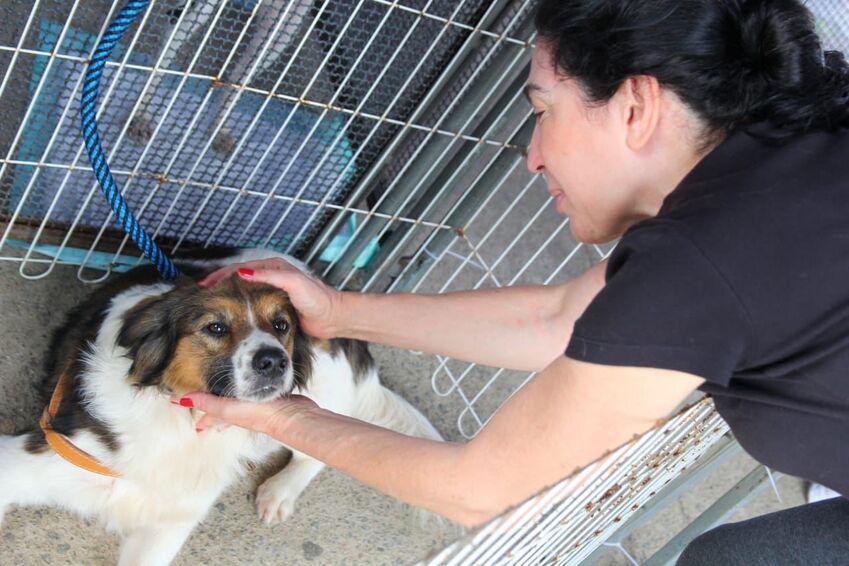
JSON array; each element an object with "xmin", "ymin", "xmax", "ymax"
[{"xmin": 39, "ymin": 371, "xmax": 120, "ymax": 478}]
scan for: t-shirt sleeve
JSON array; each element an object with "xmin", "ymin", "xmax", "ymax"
[{"xmin": 565, "ymin": 222, "xmax": 752, "ymax": 386}]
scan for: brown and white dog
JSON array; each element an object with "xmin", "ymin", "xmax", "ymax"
[{"xmin": 0, "ymin": 249, "xmax": 441, "ymax": 565}]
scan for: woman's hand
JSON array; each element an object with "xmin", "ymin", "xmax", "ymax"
[
  {"xmin": 174, "ymin": 392, "xmax": 320, "ymax": 436},
  {"xmin": 200, "ymin": 257, "xmax": 342, "ymax": 339}
]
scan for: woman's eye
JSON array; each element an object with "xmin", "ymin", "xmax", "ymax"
[
  {"xmin": 273, "ymin": 320, "xmax": 289, "ymax": 334},
  {"xmin": 205, "ymin": 322, "xmax": 228, "ymax": 337}
]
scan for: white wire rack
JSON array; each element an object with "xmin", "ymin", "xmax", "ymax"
[
  {"xmin": 0, "ymin": 0, "xmax": 531, "ymax": 282},
  {"xmin": 422, "ymin": 398, "xmax": 729, "ymax": 565},
  {"xmin": 1, "ymin": 0, "xmax": 848, "ymax": 564}
]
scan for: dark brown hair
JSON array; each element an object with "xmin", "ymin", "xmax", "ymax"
[{"xmin": 535, "ymin": 0, "xmax": 849, "ymax": 142}]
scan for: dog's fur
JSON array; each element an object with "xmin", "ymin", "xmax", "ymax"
[{"xmin": 0, "ymin": 249, "xmax": 441, "ymax": 565}]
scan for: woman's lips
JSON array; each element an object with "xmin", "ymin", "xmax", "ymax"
[{"xmin": 549, "ymin": 189, "xmax": 566, "ymax": 207}]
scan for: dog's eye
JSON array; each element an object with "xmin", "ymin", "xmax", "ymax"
[
  {"xmin": 273, "ymin": 319, "xmax": 289, "ymax": 334},
  {"xmin": 205, "ymin": 322, "xmax": 229, "ymax": 337}
]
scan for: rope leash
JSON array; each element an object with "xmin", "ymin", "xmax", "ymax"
[
  {"xmin": 59, "ymin": 0, "xmax": 173, "ymax": 478},
  {"xmin": 80, "ymin": 0, "xmax": 179, "ymax": 281}
]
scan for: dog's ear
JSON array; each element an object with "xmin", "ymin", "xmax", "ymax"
[
  {"xmin": 117, "ymin": 293, "xmax": 183, "ymax": 386},
  {"xmin": 291, "ymin": 321, "xmax": 315, "ymax": 389}
]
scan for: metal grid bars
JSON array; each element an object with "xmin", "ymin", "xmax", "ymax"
[
  {"xmin": 423, "ymin": 398, "xmax": 729, "ymax": 565},
  {"xmin": 0, "ymin": 0, "xmax": 531, "ymax": 279},
  {"xmin": 304, "ymin": 0, "xmax": 538, "ymax": 289},
  {"xmin": 409, "ymin": 177, "xmax": 598, "ymax": 440}
]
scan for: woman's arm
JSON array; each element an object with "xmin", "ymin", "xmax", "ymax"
[
  {"xmin": 335, "ymin": 263, "xmax": 605, "ymax": 372},
  {"xmin": 205, "ymin": 259, "xmax": 607, "ymax": 372},
  {"xmin": 183, "ymin": 356, "xmax": 703, "ymax": 526}
]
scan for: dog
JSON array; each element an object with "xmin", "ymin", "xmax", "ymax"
[{"xmin": 0, "ymin": 248, "xmax": 442, "ymax": 565}]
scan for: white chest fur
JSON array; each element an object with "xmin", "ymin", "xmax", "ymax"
[{"xmin": 73, "ymin": 285, "xmax": 281, "ymax": 532}]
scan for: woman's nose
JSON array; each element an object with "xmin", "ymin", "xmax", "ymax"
[{"xmin": 526, "ymin": 126, "xmax": 544, "ymax": 174}]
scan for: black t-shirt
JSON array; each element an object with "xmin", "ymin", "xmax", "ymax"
[{"xmin": 565, "ymin": 125, "xmax": 849, "ymax": 497}]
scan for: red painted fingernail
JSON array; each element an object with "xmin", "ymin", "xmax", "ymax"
[
  {"xmin": 179, "ymin": 397, "xmax": 194, "ymax": 408},
  {"xmin": 196, "ymin": 427, "xmax": 203, "ymax": 433},
  {"xmin": 238, "ymin": 268, "xmax": 255, "ymax": 279}
]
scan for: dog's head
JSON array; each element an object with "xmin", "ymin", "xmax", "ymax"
[{"xmin": 117, "ymin": 276, "xmax": 312, "ymax": 401}]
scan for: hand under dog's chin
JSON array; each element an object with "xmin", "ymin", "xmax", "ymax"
[{"xmin": 240, "ymin": 385, "xmax": 289, "ymax": 403}]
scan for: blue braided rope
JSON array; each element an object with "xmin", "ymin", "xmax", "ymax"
[{"xmin": 81, "ymin": 0, "xmax": 179, "ymax": 280}]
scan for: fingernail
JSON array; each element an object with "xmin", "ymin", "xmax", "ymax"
[
  {"xmin": 179, "ymin": 397, "xmax": 194, "ymax": 408},
  {"xmin": 196, "ymin": 427, "xmax": 203, "ymax": 433},
  {"xmin": 238, "ymin": 268, "xmax": 255, "ymax": 279}
]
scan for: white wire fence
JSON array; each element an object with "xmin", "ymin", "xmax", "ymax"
[
  {"xmin": 423, "ymin": 398, "xmax": 729, "ymax": 565},
  {"xmin": 0, "ymin": 0, "xmax": 531, "ymax": 282},
  {"xmin": 1, "ymin": 0, "xmax": 847, "ymax": 563}
]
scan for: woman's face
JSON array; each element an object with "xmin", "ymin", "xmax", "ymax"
[{"xmin": 525, "ymin": 44, "xmax": 648, "ymax": 243}]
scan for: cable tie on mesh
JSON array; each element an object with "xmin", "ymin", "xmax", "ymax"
[
  {"xmin": 602, "ymin": 542, "xmax": 640, "ymax": 566},
  {"xmin": 764, "ymin": 466, "xmax": 783, "ymax": 504}
]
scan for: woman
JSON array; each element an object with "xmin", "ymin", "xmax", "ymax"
[{"xmin": 183, "ymin": 0, "xmax": 849, "ymax": 561}]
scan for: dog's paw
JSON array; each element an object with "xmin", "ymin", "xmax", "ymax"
[
  {"xmin": 255, "ymin": 477, "xmax": 299, "ymax": 526},
  {"xmin": 127, "ymin": 112, "xmax": 154, "ymax": 142}
]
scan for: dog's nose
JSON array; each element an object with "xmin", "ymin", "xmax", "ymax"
[{"xmin": 252, "ymin": 348, "xmax": 287, "ymax": 378}]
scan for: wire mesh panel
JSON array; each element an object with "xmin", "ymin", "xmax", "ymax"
[{"xmin": 0, "ymin": 0, "xmax": 523, "ymax": 278}]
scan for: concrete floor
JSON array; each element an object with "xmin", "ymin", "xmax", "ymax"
[{"xmin": 0, "ymin": 256, "xmax": 813, "ymax": 566}]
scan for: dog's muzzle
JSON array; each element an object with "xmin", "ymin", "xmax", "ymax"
[
  {"xmin": 246, "ymin": 347, "xmax": 291, "ymax": 401},
  {"xmin": 252, "ymin": 347, "xmax": 287, "ymax": 379}
]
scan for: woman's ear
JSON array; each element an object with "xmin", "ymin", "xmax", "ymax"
[{"xmin": 619, "ymin": 75, "xmax": 662, "ymax": 152}]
